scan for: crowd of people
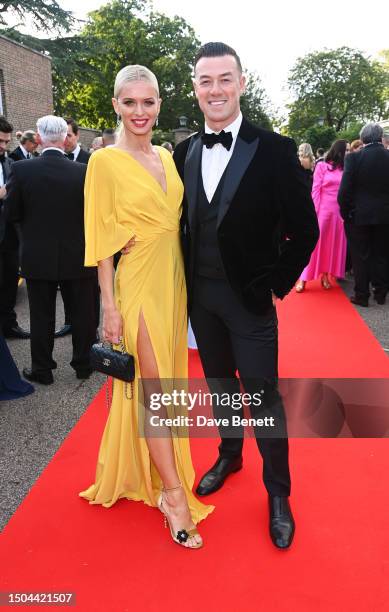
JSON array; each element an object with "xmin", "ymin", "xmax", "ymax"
[
  {"xmin": 0, "ymin": 40, "xmax": 388, "ymax": 551},
  {"xmin": 295, "ymin": 126, "xmax": 389, "ymax": 305},
  {"xmin": 0, "ymin": 116, "xmax": 130, "ymax": 396}
]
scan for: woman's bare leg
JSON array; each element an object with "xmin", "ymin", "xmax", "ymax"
[{"xmin": 137, "ymin": 311, "xmax": 201, "ymax": 547}]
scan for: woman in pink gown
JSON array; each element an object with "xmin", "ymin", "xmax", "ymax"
[{"xmin": 295, "ymin": 139, "xmax": 350, "ymax": 292}]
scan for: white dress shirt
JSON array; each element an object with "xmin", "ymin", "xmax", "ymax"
[
  {"xmin": 19, "ymin": 143, "xmax": 31, "ymax": 159},
  {"xmin": 71, "ymin": 144, "xmax": 81, "ymax": 161},
  {"xmin": 201, "ymin": 112, "xmax": 242, "ymax": 202},
  {"xmin": 0, "ymin": 161, "xmax": 4, "ymax": 187},
  {"xmin": 42, "ymin": 147, "xmax": 64, "ymax": 154}
]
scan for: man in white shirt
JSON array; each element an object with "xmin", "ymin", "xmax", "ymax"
[
  {"xmin": 9, "ymin": 131, "xmax": 37, "ymax": 162},
  {"xmin": 64, "ymin": 118, "xmax": 91, "ymax": 164},
  {"xmin": 174, "ymin": 42, "xmax": 319, "ymax": 550},
  {"xmin": 57, "ymin": 117, "xmax": 92, "ymax": 338}
]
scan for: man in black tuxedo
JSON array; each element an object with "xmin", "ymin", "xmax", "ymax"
[
  {"xmin": 9, "ymin": 130, "xmax": 37, "ymax": 161},
  {"xmin": 0, "ymin": 117, "xmax": 30, "ymax": 339},
  {"xmin": 338, "ymin": 122, "xmax": 389, "ymax": 307},
  {"xmin": 4, "ymin": 115, "xmax": 96, "ymax": 385},
  {"xmin": 64, "ymin": 117, "xmax": 91, "ymax": 164},
  {"xmin": 173, "ymin": 43, "xmax": 319, "ymax": 549},
  {"xmin": 55, "ymin": 117, "xmax": 93, "ymax": 338}
]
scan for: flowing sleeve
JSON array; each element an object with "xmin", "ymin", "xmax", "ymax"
[{"xmin": 84, "ymin": 152, "xmax": 134, "ymax": 266}]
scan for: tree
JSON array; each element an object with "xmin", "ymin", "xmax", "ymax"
[
  {"xmin": 241, "ymin": 72, "xmax": 272, "ymax": 130},
  {"xmin": 287, "ymin": 47, "xmax": 388, "ymax": 141},
  {"xmin": 0, "ymin": 0, "xmax": 75, "ymax": 32},
  {"xmin": 301, "ymin": 125, "xmax": 337, "ymax": 153},
  {"xmin": 2, "ymin": 0, "xmax": 273, "ymax": 132},
  {"xmin": 337, "ymin": 121, "xmax": 364, "ymax": 144},
  {"xmin": 56, "ymin": 0, "xmax": 202, "ymax": 131}
]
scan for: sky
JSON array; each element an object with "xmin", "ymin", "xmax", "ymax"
[{"xmin": 40, "ymin": 0, "xmax": 389, "ymax": 112}]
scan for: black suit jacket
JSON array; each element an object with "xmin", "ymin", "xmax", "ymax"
[
  {"xmin": 0, "ymin": 156, "xmax": 19, "ymax": 252},
  {"xmin": 4, "ymin": 150, "xmax": 95, "ymax": 280},
  {"xmin": 9, "ymin": 146, "xmax": 29, "ymax": 162},
  {"xmin": 338, "ymin": 143, "xmax": 389, "ymax": 225},
  {"xmin": 75, "ymin": 148, "xmax": 91, "ymax": 165},
  {"xmin": 174, "ymin": 118, "xmax": 319, "ymax": 315}
]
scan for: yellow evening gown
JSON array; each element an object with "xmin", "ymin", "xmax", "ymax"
[{"xmin": 79, "ymin": 146, "xmax": 214, "ymax": 524}]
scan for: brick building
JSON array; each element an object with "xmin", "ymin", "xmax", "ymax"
[{"xmin": 0, "ymin": 34, "xmax": 53, "ymax": 148}]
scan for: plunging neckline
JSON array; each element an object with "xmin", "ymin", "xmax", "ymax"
[{"xmin": 111, "ymin": 146, "xmax": 168, "ymax": 196}]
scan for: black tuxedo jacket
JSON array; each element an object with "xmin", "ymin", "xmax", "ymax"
[
  {"xmin": 9, "ymin": 146, "xmax": 29, "ymax": 162},
  {"xmin": 174, "ymin": 118, "xmax": 319, "ymax": 314},
  {"xmin": 338, "ymin": 143, "xmax": 389, "ymax": 225},
  {"xmin": 0, "ymin": 156, "xmax": 19, "ymax": 252},
  {"xmin": 75, "ymin": 148, "xmax": 91, "ymax": 165},
  {"xmin": 4, "ymin": 150, "xmax": 95, "ymax": 280}
]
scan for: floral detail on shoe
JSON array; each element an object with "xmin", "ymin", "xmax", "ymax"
[{"xmin": 176, "ymin": 529, "xmax": 189, "ymax": 543}]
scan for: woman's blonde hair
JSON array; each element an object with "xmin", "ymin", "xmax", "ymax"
[
  {"xmin": 114, "ymin": 64, "xmax": 159, "ymax": 99},
  {"xmin": 298, "ymin": 142, "xmax": 315, "ymax": 168}
]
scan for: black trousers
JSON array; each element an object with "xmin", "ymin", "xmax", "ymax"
[
  {"xmin": 0, "ymin": 249, "xmax": 19, "ymax": 332},
  {"xmin": 59, "ymin": 274, "xmax": 100, "ymax": 330},
  {"xmin": 26, "ymin": 277, "xmax": 96, "ymax": 373},
  {"xmin": 190, "ymin": 275, "xmax": 291, "ymax": 497},
  {"xmin": 345, "ymin": 223, "xmax": 389, "ymax": 300}
]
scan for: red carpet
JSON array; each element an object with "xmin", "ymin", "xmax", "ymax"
[{"xmin": 1, "ymin": 280, "xmax": 389, "ymax": 611}]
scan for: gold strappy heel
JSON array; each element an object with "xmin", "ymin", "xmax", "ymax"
[{"xmin": 157, "ymin": 484, "xmax": 203, "ymax": 549}]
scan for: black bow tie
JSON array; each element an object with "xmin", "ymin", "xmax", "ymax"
[
  {"xmin": 201, "ymin": 130, "xmax": 233, "ymax": 151},
  {"xmin": 66, "ymin": 152, "xmax": 74, "ymax": 161}
]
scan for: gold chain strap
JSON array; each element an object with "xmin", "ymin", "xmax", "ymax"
[
  {"xmin": 105, "ymin": 376, "xmax": 133, "ymax": 410},
  {"xmin": 103, "ymin": 336, "xmax": 134, "ymax": 409}
]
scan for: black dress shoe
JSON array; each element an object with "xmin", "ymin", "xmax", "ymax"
[
  {"xmin": 196, "ymin": 456, "xmax": 243, "ymax": 496},
  {"xmin": 350, "ymin": 296, "xmax": 368, "ymax": 307},
  {"xmin": 76, "ymin": 368, "xmax": 93, "ymax": 380},
  {"xmin": 3, "ymin": 325, "xmax": 30, "ymax": 339},
  {"xmin": 54, "ymin": 324, "xmax": 72, "ymax": 338},
  {"xmin": 22, "ymin": 367, "xmax": 53, "ymax": 385},
  {"xmin": 269, "ymin": 496, "xmax": 295, "ymax": 549}
]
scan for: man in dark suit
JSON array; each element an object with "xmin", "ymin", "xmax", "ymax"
[
  {"xmin": 4, "ymin": 115, "xmax": 97, "ymax": 384},
  {"xmin": 173, "ymin": 43, "xmax": 319, "ymax": 549},
  {"xmin": 338, "ymin": 122, "xmax": 389, "ymax": 307},
  {"xmin": 0, "ymin": 116, "xmax": 30, "ymax": 339},
  {"xmin": 9, "ymin": 130, "xmax": 37, "ymax": 161},
  {"xmin": 56, "ymin": 117, "xmax": 96, "ymax": 339},
  {"xmin": 64, "ymin": 117, "xmax": 91, "ymax": 164}
]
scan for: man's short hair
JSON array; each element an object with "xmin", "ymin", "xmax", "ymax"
[
  {"xmin": 194, "ymin": 42, "xmax": 243, "ymax": 73},
  {"xmin": 65, "ymin": 117, "xmax": 79, "ymax": 135},
  {"xmin": 0, "ymin": 116, "xmax": 13, "ymax": 133},
  {"xmin": 37, "ymin": 115, "xmax": 67, "ymax": 143},
  {"xmin": 20, "ymin": 130, "xmax": 36, "ymax": 144},
  {"xmin": 102, "ymin": 128, "xmax": 115, "ymax": 137},
  {"xmin": 360, "ymin": 122, "xmax": 384, "ymax": 144}
]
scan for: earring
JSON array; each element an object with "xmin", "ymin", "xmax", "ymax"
[
  {"xmin": 116, "ymin": 114, "xmax": 121, "ymax": 126},
  {"xmin": 155, "ymin": 116, "xmax": 159, "ymax": 127}
]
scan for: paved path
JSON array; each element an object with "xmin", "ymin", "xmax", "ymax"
[{"xmin": 1, "ymin": 277, "xmax": 388, "ymax": 530}]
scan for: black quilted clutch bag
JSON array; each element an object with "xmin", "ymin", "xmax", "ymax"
[{"xmin": 90, "ymin": 341, "xmax": 135, "ymax": 383}]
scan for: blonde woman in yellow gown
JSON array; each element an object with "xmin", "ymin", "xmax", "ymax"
[{"xmin": 79, "ymin": 65, "xmax": 213, "ymax": 548}]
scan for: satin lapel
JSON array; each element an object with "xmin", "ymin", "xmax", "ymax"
[
  {"xmin": 184, "ymin": 135, "xmax": 202, "ymax": 230},
  {"xmin": 217, "ymin": 134, "xmax": 259, "ymax": 228}
]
